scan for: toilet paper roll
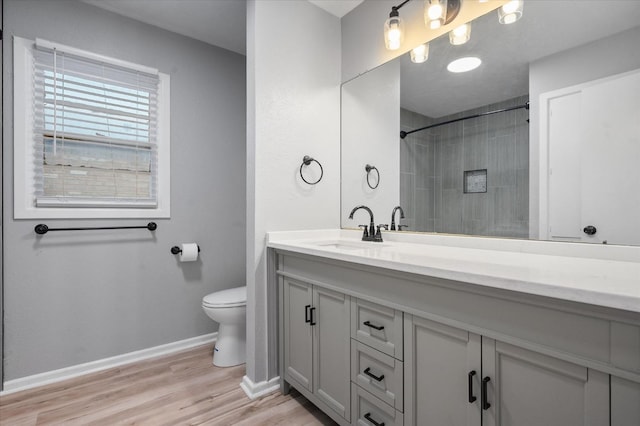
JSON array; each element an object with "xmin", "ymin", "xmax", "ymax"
[{"xmin": 179, "ymin": 243, "xmax": 199, "ymax": 262}]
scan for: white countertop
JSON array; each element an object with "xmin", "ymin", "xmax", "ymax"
[{"xmin": 267, "ymin": 229, "xmax": 640, "ymax": 314}]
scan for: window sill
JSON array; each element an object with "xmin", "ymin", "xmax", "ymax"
[{"xmin": 15, "ymin": 205, "xmax": 170, "ymax": 220}]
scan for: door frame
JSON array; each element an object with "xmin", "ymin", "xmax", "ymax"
[{"xmin": 1, "ymin": 0, "xmax": 5, "ymax": 391}]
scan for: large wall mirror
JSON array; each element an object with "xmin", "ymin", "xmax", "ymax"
[{"xmin": 341, "ymin": 1, "xmax": 640, "ymax": 246}]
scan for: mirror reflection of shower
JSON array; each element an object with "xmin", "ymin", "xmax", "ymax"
[{"xmin": 400, "ymin": 95, "xmax": 529, "ymax": 238}]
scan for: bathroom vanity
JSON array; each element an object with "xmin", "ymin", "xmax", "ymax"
[{"xmin": 269, "ymin": 230, "xmax": 640, "ymax": 426}]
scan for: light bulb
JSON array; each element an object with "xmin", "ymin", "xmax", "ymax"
[
  {"xmin": 449, "ymin": 23, "xmax": 471, "ymax": 45},
  {"xmin": 410, "ymin": 43, "xmax": 430, "ymax": 63},
  {"xmin": 387, "ymin": 27, "xmax": 402, "ymax": 50},
  {"xmin": 502, "ymin": 0, "xmax": 521, "ymax": 14},
  {"xmin": 427, "ymin": 4, "xmax": 443, "ymax": 19},
  {"xmin": 384, "ymin": 14, "xmax": 404, "ymax": 50},
  {"xmin": 425, "ymin": 0, "xmax": 447, "ymax": 30},
  {"xmin": 503, "ymin": 14, "xmax": 517, "ymax": 24},
  {"xmin": 499, "ymin": 0, "xmax": 524, "ymax": 24}
]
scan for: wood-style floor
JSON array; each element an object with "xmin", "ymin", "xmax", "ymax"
[{"xmin": 0, "ymin": 344, "xmax": 337, "ymax": 425}]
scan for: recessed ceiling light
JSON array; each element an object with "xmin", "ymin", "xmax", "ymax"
[{"xmin": 447, "ymin": 57, "xmax": 482, "ymax": 73}]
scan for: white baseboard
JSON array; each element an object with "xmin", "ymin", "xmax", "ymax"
[
  {"xmin": 240, "ymin": 375, "xmax": 280, "ymax": 400},
  {"xmin": 1, "ymin": 333, "xmax": 217, "ymax": 396}
]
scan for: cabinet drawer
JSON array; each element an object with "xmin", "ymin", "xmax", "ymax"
[
  {"xmin": 351, "ymin": 340, "xmax": 403, "ymax": 411},
  {"xmin": 352, "ymin": 299, "xmax": 403, "ymax": 360},
  {"xmin": 352, "ymin": 384, "xmax": 403, "ymax": 426}
]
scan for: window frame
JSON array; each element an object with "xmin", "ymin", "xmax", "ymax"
[{"xmin": 13, "ymin": 36, "xmax": 171, "ymax": 219}]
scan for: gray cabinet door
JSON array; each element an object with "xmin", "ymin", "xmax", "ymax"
[
  {"xmin": 611, "ymin": 376, "xmax": 640, "ymax": 426},
  {"xmin": 283, "ymin": 278, "xmax": 313, "ymax": 392},
  {"xmin": 313, "ymin": 286, "xmax": 351, "ymax": 420},
  {"xmin": 482, "ymin": 339, "xmax": 609, "ymax": 426},
  {"xmin": 404, "ymin": 314, "xmax": 482, "ymax": 426}
]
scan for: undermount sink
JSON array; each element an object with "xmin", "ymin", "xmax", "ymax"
[{"xmin": 312, "ymin": 240, "xmax": 388, "ymax": 250}]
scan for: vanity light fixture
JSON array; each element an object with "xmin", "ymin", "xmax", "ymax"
[
  {"xmin": 498, "ymin": 0, "xmax": 524, "ymax": 24},
  {"xmin": 447, "ymin": 56, "xmax": 482, "ymax": 73},
  {"xmin": 449, "ymin": 22, "xmax": 471, "ymax": 45},
  {"xmin": 384, "ymin": 0, "xmax": 461, "ymax": 51},
  {"xmin": 410, "ymin": 43, "xmax": 430, "ymax": 63},
  {"xmin": 384, "ymin": 0, "xmax": 411, "ymax": 50}
]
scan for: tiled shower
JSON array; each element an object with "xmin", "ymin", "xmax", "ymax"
[{"xmin": 400, "ymin": 95, "xmax": 529, "ymax": 238}]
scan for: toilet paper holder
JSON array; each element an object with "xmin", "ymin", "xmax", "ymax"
[{"xmin": 171, "ymin": 245, "xmax": 201, "ymax": 254}]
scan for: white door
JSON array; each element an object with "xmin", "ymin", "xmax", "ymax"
[{"xmin": 546, "ymin": 70, "xmax": 640, "ymax": 245}]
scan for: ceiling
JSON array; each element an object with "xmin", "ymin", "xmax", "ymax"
[
  {"xmin": 82, "ymin": 0, "xmax": 364, "ymax": 55},
  {"xmin": 308, "ymin": 0, "xmax": 364, "ymax": 18},
  {"xmin": 400, "ymin": 1, "xmax": 640, "ymax": 118},
  {"xmin": 82, "ymin": 0, "xmax": 247, "ymax": 54}
]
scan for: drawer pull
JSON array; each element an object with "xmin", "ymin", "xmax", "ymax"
[
  {"xmin": 364, "ymin": 412, "xmax": 385, "ymax": 426},
  {"xmin": 482, "ymin": 376, "xmax": 491, "ymax": 410},
  {"xmin": 304, "ymin": 305, "xmax": 311, "ymax": 323},
  {"xmin": 468, "ymin": 370, "xmax": 477, "ymax": 403},
  {"xmin": 363, "ymin": 367, "xmax": 385, "ymax": 382},
  {"xmin": 363, "ymin": 320, "xmax": 385, "ymax": 331},
  {"xmin": 309, "ymin": 307, "xmax": 316, "ymax": 326}
]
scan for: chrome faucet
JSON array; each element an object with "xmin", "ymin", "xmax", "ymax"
[
  {"xmin": 390, "ymin": 205, "xmax": 405, "ymax": 231},
  {"xmin": 349, "ymin": 205, "xmax": 377, "ymax": 242}
]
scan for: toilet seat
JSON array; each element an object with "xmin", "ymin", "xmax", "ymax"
[{"xmin": 202, "ymin": 286, "xmax": 246, "ymax": 308}]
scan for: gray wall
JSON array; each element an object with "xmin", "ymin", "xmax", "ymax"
[
  {"xmin": 401, "ymin": 95, "xmax": 529, "ymax": 238},
  {"xmin": 529, "ymin": 26, "xmax": 640, "ymax": 238},
  {"xmin": 2, "ymin": 0, "xmax": 246, "ymax": 382}
]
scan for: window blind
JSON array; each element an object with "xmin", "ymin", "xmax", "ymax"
[{"xmin": 32, "ymin": 41, "xmax": 160, "ymax": 208}]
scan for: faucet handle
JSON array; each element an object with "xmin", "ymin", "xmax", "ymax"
[
  {"xmin": 358, "ymin": 224, "xmax": 370, "ymax": 239},
  {"xmin": 373, "ymin": 224, "xmax": 387, "ymax": 242},
  {"xmin": 397, "ymin": 224, "xmax": 409, "ymax": 231}
]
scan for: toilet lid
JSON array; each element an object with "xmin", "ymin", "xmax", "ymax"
[{"xmin": 203, "ymin": 286, "xmax": 247, "ymax": 307}]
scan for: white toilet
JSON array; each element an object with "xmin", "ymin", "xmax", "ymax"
[{"xmin": 202, "ymin": 286, "xmax": 247, "ymax": 367}]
